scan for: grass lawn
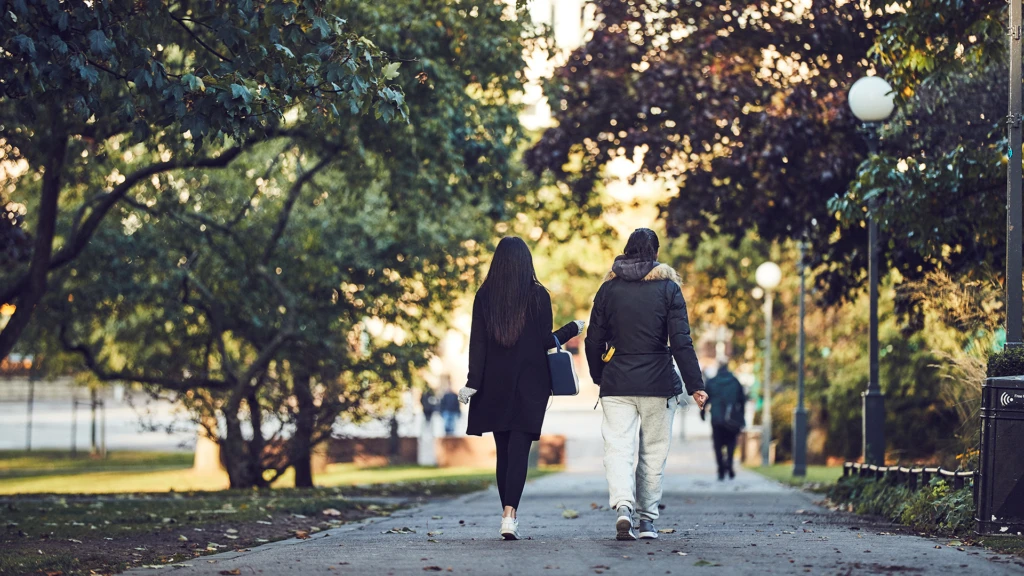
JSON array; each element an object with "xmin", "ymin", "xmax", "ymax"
[
  {"xmin": 0, "ymin": 449, "xmax": 194, "ymax": 477},
  {"xmin": 747, "ymin": 462, "xmax": 843, "ymax": 489},
  {"xmin": 0, "ymin": 450, "xmax": 520, "ymax": 495},
  {"xmin": 0, "ymin": 449, "xmax": 545, "ymax": 499}
]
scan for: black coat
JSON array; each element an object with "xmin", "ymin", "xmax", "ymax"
[
  {"xmin": 584, "ymin": 257, "xmax": 705, "ymax": 397},
  {"xmin": 465, "ymin": 284, "xmax": 579, "ymax": 438}
]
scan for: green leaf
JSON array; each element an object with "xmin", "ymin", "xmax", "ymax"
[
  {"xmin": 230, "ymin": 84, "xmax": 253, "ymax": 103},
  {"xmin": 274, "ymin": 44, "xmax": 295, "ymax": 59},
  {"xmin": 312, "ymin": 16, "xmax": 330, "ymax": 39},
  {"xmin": 182, "ymin": 74, "xmax": 205, "ymax": 92},
  {"xmin": 87, "ymin": 30, "xmax": 113, "ymax": 57},
  {"xmin": 382, "ymin": 62, "xmax": 401, "ymax": 81}
]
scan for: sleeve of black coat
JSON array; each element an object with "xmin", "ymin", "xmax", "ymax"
[
  {"xmin": 584, "ymin": 285, "xmax": 608, "ymax": 385},
  {"xmin": 466, "ymin": 293, "xmax": 487, "ymax": 392},
  {"xmin": 534, "ymin": 288, "xmax": 579, "ymax": 349},
  {"xmin": 667, "ymin": 283, "xmax": 705, "ymax": 395}
]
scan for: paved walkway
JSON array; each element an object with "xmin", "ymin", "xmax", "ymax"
[{"xmin": 127, "ymin": 440, "xmax": 1024, "ymax": 575}]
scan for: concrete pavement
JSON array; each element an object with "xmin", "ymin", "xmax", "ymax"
[{"xmin": 125, "ymin": 438, "xmax": 1024, "ymax": 575}]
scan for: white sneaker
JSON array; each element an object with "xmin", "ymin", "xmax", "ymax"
[
  {"xmin": 500, "ymin": 516, "xmax": 521, "ymax": 540},
  {"xmin": 615, "ymin": 505, "xmax": 637, "ymax": 541}
]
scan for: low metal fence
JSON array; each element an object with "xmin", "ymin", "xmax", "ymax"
[{"xmin": 842, "ymin": 462, "xmax": 978, "ymax": 503}]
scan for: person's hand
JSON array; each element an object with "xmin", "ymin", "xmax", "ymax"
[
  {"xmin": 692, "ymin": 390, "xmax": 709, "ymax": 410},
  {"xmin": 458, "ymin": 387, "xmax": 477, "ymax": 405},
  {"xmin": 574, "ymin": 319, "xmax": 586, "ymax": 335}
]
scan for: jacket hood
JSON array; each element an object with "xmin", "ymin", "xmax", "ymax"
[{"xmin": 604, "ymin": 257, "xmax": 683, "ymax": 285}]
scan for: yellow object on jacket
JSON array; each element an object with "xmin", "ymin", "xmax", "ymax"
[{"xmin": 602, "ymin": 346, "xmax": 616, "ymax": 363}]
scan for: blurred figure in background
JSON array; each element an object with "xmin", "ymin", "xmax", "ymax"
[
  {"xmin": 701, "ymin": 358, "xmax": 746, "ymax": 480},
  {"xmin": 440, "ymin": 385, "xmax": 461, "ymax": 436},
  {"xmin": 421, "ymin": 386, "xmax": 440, "ymax": 429}
]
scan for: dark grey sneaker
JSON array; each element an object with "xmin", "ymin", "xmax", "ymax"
[
  {"xmin": 615, "ymin": 505, "xmax": 637, "ymax": 541},
  {"xmin": 637, "ymin": 519, "xmax": 658, "ymax": 539}
]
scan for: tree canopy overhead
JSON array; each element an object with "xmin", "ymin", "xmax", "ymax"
[
  {"xmin": 528, "ymin": 0, "xmax": 1018, "ymax": 306},
  {"xmin": 527, "ymin": 0, "xmax": 878, "ymax": 303},
  {"xmin": 0, "ymin": 0, "xmax": 406, "ymax": 359},
  {"xmin": 18, "ymin": 0, "xmax": 534, "ymax": 488}
]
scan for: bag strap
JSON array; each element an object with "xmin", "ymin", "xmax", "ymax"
[{"xmin": 552, "ymin": 335, "xmax": 562, "ymax": 351}]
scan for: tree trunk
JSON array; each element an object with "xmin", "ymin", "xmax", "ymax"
[
  {"xmin": 0, "ymin": 133, "xmax": 68, "ymax": 359},
  {"xmin": 222, "ymin": 390, "xmax": 256, "ymax": 488},
  {"xmin": 292, "ymin": 363, "xmax": 316, "ymax": 488},
  {"xmin": 245, "ymin": 384, "xmax": 270, "ymax": 488}
]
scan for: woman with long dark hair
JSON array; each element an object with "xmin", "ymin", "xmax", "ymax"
[{"xmin": 458, "ymin": 236, "xmax": 584, "ymax": 540}]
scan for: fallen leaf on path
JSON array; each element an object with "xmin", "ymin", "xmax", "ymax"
[
  {"xmin": 562, "ymin": 509, "xmax": 579, "ymax": 519},
  {"xmin": 224, "ymin": 535, "xmax": 238, "ymax": 540},
  {"xmin": 67, "ymin": 538, "xmax": 82, "ymax": 544},
  {"xmin": 323, "ymin": 508, "xmax": 342, "ymax": 517},
  {"xmin": 432, "ymin": 515, "xmax": 443, "ymax": 520},
  {"xmin": 423, "ymin": 566, "xmax": 443, "ymax": 571},
  {"xmin": 382, "ymin": 527, "xmax": 416, "ymax": 534},
  {"xmin": 658, "ymin": 529, "xmax": 676, "ymax": 534},
  {"xmin": 295, "ymin": 531, "xmax": 311, "ymax": 539},
  {"xmin": 178, "ymin": 535, "xmax": 189, "ymax": 542},
  {"xmin": 694, "ymin": 559, "xmax": 721, "ymax": 567},
  {"xmin": 427, "ymin": 531, "xmax": 443, "ymax": 536},
  {"xmin": 218, "ymin": 570, "xmax": 241, "ymax": 575},
  {"xmin": 225, "ymin": 528, "xmax": 238, "ymax": 534}
]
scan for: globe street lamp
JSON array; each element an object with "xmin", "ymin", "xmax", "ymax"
[
  {"xmin": 848, "ymin": 75, "xmax": 895, "ymax": 466},
  {"xmin": 755, "ymin": 261, "xmax": 782, "ymax": 467}
]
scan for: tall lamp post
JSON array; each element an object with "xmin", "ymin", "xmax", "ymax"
[
  {"xmin": 848, "ymin": 75, "xmax": 895, "ymax": 466},
  {"xmin": 1008, "ymin": 1, "xmax": 1023, "ymax": 348},
  {"xmin": 792, "ymin": 238, "xmax": 808, "ymax": 477},
  {"xmin": 756, "ymin": 261, "xmax": 782, "ymax": 467}
]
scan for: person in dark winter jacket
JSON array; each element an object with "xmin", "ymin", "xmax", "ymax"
[
  {"xmin": 585, "ymin": 228, "xmax": 707, "ymax": 541},
  {"xmin": 439, "ymin": 388, "xmax": 462, "ymax": 436},
  {"xmin": 700, "ymin": 361, "xmax": 747, "ymax": 480},
  {"xmin": 458, "ymin": 236, "xmax": 584, "ymax": 540}
]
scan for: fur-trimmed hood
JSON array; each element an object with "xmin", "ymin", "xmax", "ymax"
[{"xmin": 602, "ymin": 257, "xmax": 682, "ymax": 286}]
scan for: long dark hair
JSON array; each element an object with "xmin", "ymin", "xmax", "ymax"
[
  {"xmin": 479, "ymin": 236, "xmax": 542, "ymax": 347},
  {"xmin": 623, "ymin": 227, "xmax": 660, "ymax": 261}
]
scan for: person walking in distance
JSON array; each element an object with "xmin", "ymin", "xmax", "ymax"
[
  {"xmin": 585, "ymin": 228, "xmax": 707, "ymax": 541},
  {"xmin": 701, "ymin": 358, "xmax": 747, "ymax": 480},
  {"xmin": 439, "ymin": 386, "xmax": 462, "ymax": 436},
  {"xmin": 458, "ymin": 236, "xmax": 585, "ymax": 540}
]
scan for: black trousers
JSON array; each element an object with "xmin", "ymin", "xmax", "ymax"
[
  {"xmin": 712, "ymin": 424, "xmax": 739, "ymax": 474},
  {"xmin": 494, "ymin": 430, "xmax": 533, "ymax": 510}
]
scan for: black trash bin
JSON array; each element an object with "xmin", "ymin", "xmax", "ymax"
[{"xmin": 977, "ymin": 375, "xmax": 1024, "ymax": 535}]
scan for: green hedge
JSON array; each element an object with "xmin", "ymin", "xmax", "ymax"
[
  {"xmin": 987, "ymin": 345, "xmax": 1024, "ymax": 377},
  {"xmin": 828, "ymin": 477, "xmax": 975, "ymax": 535}
]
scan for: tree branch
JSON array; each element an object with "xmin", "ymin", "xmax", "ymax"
[
  {"xmin": 169, "ymin": 12, "xmax": 234, "ymax": 63},
  {"xmin": 261, "ymin": 155, "xmax": 333, "ymax": 264},
  {"xmin": 59, "ymin": 322, "xmax": 232, "ymax": 391},
  {"xmin": 0, "ymin": 143, "xmax": 259, "ymax": 306},
  {"xmin": 0, "ymin": 132, "xmax": 67, "ymax": 360}
]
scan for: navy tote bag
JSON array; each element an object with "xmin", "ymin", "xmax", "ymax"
[{"xmin": 548, "ymin": 336, "xmax": 580, "ymax": 396}]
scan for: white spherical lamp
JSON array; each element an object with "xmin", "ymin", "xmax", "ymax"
[
  {"xmin": 755, "ymin": 261, "xmax": 783, "ymax": 291},
  {"xmin": 848, "ymin": 76, "xmax": 895, "ymax": 123}
]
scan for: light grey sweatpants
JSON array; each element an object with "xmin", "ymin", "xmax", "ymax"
[{"xmin": 601, "ymin": 395, "xmax": 677, "ymax": 521}]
